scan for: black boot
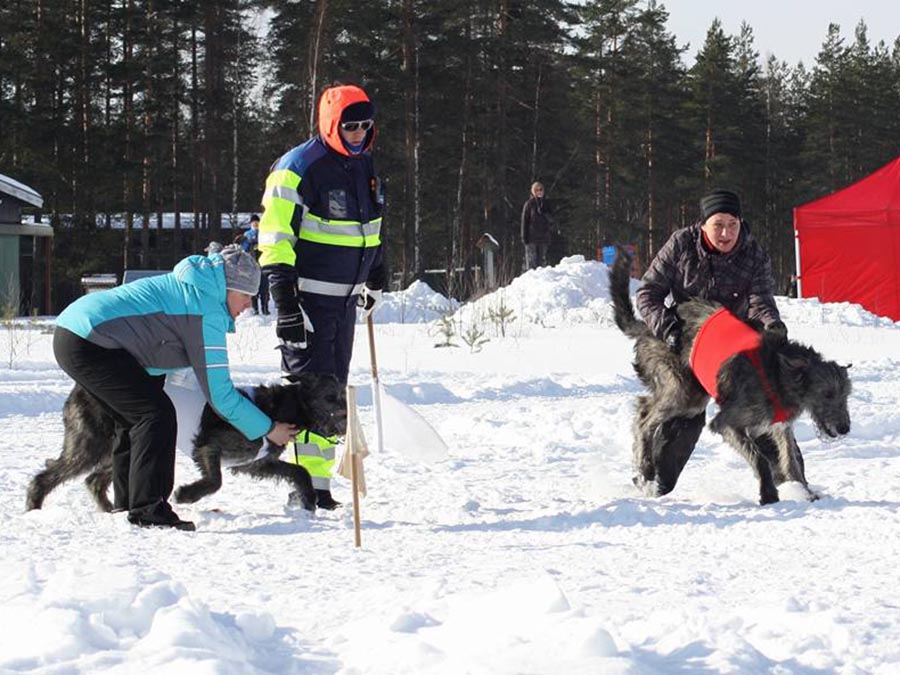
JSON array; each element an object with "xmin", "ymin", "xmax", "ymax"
[
  {"xmin": 315, "ymin": 489, "xmax": 342, "ymax": 510},
  {"xmin": 128, "ymin": 500, "xmax": 196, "ymax": 531}
]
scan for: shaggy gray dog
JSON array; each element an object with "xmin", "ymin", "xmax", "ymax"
[
  {"xmin": 610, "ymin": 250, "xmax": 851, "ymax": 504},
  {"xmin": 26, "ymin": 373, "xmax": 346, "ymax": 513}
]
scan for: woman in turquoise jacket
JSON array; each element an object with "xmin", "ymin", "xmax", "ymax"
[{"xmin": 54, "ymin": 246, "xmax": 297, "ymax": 530}]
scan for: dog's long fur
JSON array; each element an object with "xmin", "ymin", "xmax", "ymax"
[
  {"xmin": 26, "ymin": 373, "xmax": 346, "ymax": 513},
  {"xmin": 610, "ymin": 250, "xmax": 851, "ymax": 504}
]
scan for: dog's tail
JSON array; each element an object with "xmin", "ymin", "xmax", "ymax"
[{"xmin": 609, "ymin": 247, "xmax": 650, "ymax": 339}]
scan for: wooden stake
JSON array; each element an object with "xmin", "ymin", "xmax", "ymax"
[{"xmin": 347, "ymin": 385, "xmax": 362, "ymax": 548}]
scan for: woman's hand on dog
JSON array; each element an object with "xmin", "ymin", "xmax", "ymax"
[{"xmin": 267, "ymin": 422, "xmax": 299, "ymax": 446}]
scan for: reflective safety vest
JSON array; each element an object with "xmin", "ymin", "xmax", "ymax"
[{"xmin": 288, "ymin": 429, "xmax": 338, "ymax": 490}]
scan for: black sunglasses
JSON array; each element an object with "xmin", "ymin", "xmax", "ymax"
[{"xmin": 340, "ymin": 119, "xmax": 374, "ymax": 132}]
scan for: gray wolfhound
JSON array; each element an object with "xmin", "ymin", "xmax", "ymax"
[
  {"xmin": 610, "ymin": 250, "xmax": 851, "ymax": 504},
  {"xmin": 26, "ymin": 373, "xmax": 346, "ymax": 513}
]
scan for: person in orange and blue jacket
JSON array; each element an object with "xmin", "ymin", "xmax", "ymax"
[{"xmin": 257, "ymin": 84, "xmax": 386, "ymax": 510}]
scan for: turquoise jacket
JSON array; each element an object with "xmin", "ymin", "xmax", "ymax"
[{"xmin": 56, "ymin": 254, "xmax": 272, "ymax": 440}]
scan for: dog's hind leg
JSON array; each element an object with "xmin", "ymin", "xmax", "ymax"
[
  {"xmin": 26, "ymin": 435, "xmax": 108, "ymax": 511},
  {"xmin": 719, "ymin": 427, "xmax": 780, "ymax": 505},
  {"xmin": 230, "ymin": 459, "xmax": 317, "ymax": 512},
  {"xmin": 653, "ymin": 412, "xmax": 705, "ymax": 496},
  {"xmin": 631, "ymin": 397, "xmax": 658, "ymax": 491},
  {"xmin": 174, "ymin": 446, "xmax": 223, "ymax": 504},
  {"xmin": 84, "ymin": 459, "xmax": 114, "ymax": 512}
]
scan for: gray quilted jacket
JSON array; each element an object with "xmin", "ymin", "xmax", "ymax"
[{"xmin": 635, "ymin": 222, "xmax": 781, "ymax": 340}]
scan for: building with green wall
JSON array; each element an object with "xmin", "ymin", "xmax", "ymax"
[{"xmin": 0, "ymin": 174, "xmax": 53, "ymax": 316}]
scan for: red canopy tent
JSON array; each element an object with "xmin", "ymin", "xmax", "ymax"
[{"xmin": 793, "ymin": 157, "xmax": 900, "ymax": 321}]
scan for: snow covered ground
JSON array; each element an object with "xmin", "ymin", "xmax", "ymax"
[{"xmin": 1, "ymin": 256, "xmax": 899, "ymax": 675}]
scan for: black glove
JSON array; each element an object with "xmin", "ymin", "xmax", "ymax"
[
  {"xmin": 765, "ymin": 320, "xmax": 788, "ymax": 342},
  {"xmin": 663, "ymin": 323, "xmax": 682, "ymax": 353},
  {"xmin": 357, "ymin": 286, "xmax": 383, "ymax": 319},
  {"xmin": 276, "ymin": 312, "xmax": 306, "ymax": 345},
  {"xmin": 270, "ymin": 278, "xmax": 307, "ymax": 346}
]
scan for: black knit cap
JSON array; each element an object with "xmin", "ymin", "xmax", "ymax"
[
  {"xmin": 341, "ymin": 101, "xmax": 375, "ymax": 122},
  {"xmin": 700, "ymin": 189, "xmax": 742, "ymax": 221}
]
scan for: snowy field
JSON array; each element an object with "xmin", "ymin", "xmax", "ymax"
[{"xmin": 1, "ymin": 256, "xmax": 899, "ymax": 675}]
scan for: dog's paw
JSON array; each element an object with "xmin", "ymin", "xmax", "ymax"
[
  {"xmin": 174, "ymin": 486, "xmax": 198, "ymax": 504},
  {"xmin": 286, "ymin": 490, "xmax": 316, "ymax": 513},
  {"xmin": 759, "ymin": 491, "xmax": 780, "ymax": 506}
]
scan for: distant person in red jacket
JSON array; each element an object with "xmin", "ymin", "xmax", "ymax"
[{"xmin": 521, "ymin": 182, "xmax": 553, "ymax": 270}]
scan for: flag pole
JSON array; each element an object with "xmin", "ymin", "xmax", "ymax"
[
  {"xmin": 367, "ymin": 315, "xmax": 385, "ymax": 453},
  {"xmin": 347, "ymin": 385, "xmax": 362, "ymax": 547}
]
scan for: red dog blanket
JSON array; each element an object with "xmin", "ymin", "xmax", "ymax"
[{"xmin": 689, "ymin": 308, "xmax": 792, "ymax": 423}]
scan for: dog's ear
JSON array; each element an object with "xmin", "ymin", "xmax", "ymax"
[{"xmin": 778, "ymin": 353, "xmax": 809, "ymax": 382}]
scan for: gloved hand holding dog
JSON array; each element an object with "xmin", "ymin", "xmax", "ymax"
[
  {"xmin": 664, "ymin": 327, "xmax": 682, "ymax": 353},
  {"xmin": 765, "ymin": 320, "xmax": 788, "ymax": 342},
  {"xmin": 358, "ymin": 285, "xmax": 384, "ymax": 319}
]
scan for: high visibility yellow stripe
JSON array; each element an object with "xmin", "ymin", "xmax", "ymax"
[
  {"xmin": 266, "ymin": 169, "xmax": 301, "ymax": 190},
  {"xmin": 259, "ymin": 168, "xmax": 302, "ymax": 267},
  {"xmin": 298, "ymin": 230, "xmax": 381, "ymax": 248}
]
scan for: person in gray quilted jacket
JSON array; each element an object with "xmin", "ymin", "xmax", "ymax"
[{"xmin": 636, "ymin": 188, "xmax": 786, "ymax": 353}]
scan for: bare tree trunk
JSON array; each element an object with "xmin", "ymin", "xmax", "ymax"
[
  {"xmin": 203, "ymin": 2, "xmax": 222, "ymax": 244},
  {"xmin": 172, "ymin": 12, "xmax": 182, "ymax": 259},
  {"xmin": 191, "ymin": 23, "xmax": 201, "ymax": 252},
  {"xmin": 530, "ymin": 62, "xmax": 542, "ymax": 181},
  {"xmin": 74, "ymin": 0, "xmax": 92, "ymax": 225},
  {"xmin": 103, "ymin": 0, "xmax": 112, "ymax": 227},
  {"xmin": 704, "ymin": 110, "xmax": 714, "ymax": 186},
  {"xmin": 401, "ymin": 0, "xmax": 417, "ymax": 283},
  {"xmin": 307, "ymin": 0, "xmax": 328, "ymax": 136},
  {"xmin": 123, "ymin": 0, "xmax": 135, "ymax": 269},
  {"xmin": 140, "ymin": 1, "xmax": 155, "ymax": 266},
  {"xmin": 593, "ymin": 89, "xmax": 602, "ymax": 253},
  {"xmin": 453, "ymin": 29, "xmax": 473, "ymax": 286},
  {"xmin": 494, "ymin": 0, "xmax": 510, "ymax": 260},
  {"xmin": 604, "ymin": 36, "xmax": 617, "ymax": 223},
  {"xmin": 231, "ymin": 15, "xmax": 241, "ymax": 224},
  {"xmin": 412, "ymin": 47, "xmax": 422, "ymax": 279},
  {"xmin": 646, "ymin": 124, "xmax": 655, "ymax": 258}
]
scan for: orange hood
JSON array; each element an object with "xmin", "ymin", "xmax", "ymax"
[{"xmin": 318, "ymin": 85, "xmax": 375, "ymax": 157}]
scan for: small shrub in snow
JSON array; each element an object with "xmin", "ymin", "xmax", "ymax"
[
  {"xmin": 431, "ymin": 315, "xmax": 458, "ymax": 349},
  {"xmin": 461, "ymin": 323, "xmax": 489, "ymax": 353},
  {"xmin": 488, "ymin": 295, "xmax": 516, "ymax": 337}
]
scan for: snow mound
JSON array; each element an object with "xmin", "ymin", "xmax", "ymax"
[
  {"xmin": 0, "ymin": 561, "xmax": 298, "ymax": 674},
  {"xmin": 365, "ymin": 280, "xmax": 460, "ymax": 324},
  {"xmin": 369, "ymin": 255, "xmax": 900, "ymax": 330}
]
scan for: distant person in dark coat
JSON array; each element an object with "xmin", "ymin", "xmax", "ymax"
[{"xmin": 521, "ymin": 181, "xmax": 553, "ymax": 270}]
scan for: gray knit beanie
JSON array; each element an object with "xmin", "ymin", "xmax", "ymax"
[{"xmin": 220, "ymin": 244, "xmax": 260, "ymax": 295}]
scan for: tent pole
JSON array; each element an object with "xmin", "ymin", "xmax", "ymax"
[{"xmin": 793, "ymin": 214, "xmax": 802, "ymax": 299}]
